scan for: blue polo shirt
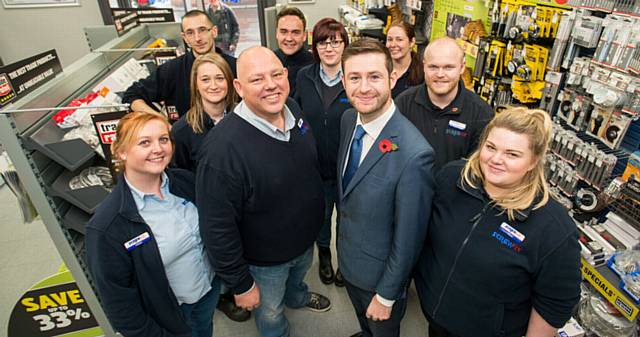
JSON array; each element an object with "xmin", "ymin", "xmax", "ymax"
[{"xmin": 125, "ymin": 173, "xmax": 215, "ymax": 305}]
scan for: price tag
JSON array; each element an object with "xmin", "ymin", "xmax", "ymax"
[{"xmin": 8, "ymin": 270, "xmax": 102, "ymax": 337}]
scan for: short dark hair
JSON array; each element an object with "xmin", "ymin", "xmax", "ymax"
[
  {"xmin": 311, "ymin": 18, "xmax": 349, "ymax": 63},
  {"xmin": 181, "ymin": 9, "xmax": 214, "ymax": 31},
  {"xmin": 342, "ymin": 38, "xmax": 393, "ymax": 75},
  {"xmin": 276, "ymin": 6, "xmax": 306, "ymax": 30}
]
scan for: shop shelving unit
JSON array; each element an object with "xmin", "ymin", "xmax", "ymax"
[{"xmin": 0, "ymin": 22, "xmax": 181, "ymax": 337}]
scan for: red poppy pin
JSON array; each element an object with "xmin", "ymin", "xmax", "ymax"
[{"xmin": 379, "ymin": 139, "xmax": 398, "ymax": 153}]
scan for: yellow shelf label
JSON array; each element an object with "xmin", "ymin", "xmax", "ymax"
[{"xmin": 581, "ymin": 258, "xmax": 639, "ymax": 321}]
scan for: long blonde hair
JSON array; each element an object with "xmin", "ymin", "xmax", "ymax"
[
  {"xmin": 186, "ymin": 53, "xmax": 237, "ymax": 133},
  {"xmin": 461, "ymin": 107, "xmax": 552, "ymax": 220},
  {"xmin": 111, "ymin": 111, "xmax": 173, "ymax": 174}
]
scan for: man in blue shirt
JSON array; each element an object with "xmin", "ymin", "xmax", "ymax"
[{"xmin": 197, "ymin": 46, "xmax": 331, "ymax": 337}]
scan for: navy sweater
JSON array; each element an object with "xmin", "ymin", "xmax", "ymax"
[
  {"xmin": 196, "ymin": 102, "xmax": 325, "ymax": 294},
  {"xmin": 171, "ymin": 114, "xmax": 215, "ymax": 173}
]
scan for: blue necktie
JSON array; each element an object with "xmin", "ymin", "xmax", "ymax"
[{"xmin": 343, "ymin": 125, "xmax": 366, "ymax": 191}]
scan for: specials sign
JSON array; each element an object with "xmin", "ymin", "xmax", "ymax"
[{"xmin": 0, "ymin": 49, "xmax": 62, "ymax": 108}]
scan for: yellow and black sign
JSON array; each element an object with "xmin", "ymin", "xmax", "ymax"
[
  {"xmin": 581, "ymin": 258, "xmax": 639, "ymax": 321},
  {"xmin": 8, "ymin": 270, "xmax": 102, "ymax": 337}
]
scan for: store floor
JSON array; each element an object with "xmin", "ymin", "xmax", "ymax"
[{"xmin": 0, "ymin": 183, "xmax": 427, "ymax": 337}]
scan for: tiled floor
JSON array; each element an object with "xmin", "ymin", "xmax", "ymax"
[{"xmin": 0, "ymin": 180, "xmax": 428, "ymax": 337}]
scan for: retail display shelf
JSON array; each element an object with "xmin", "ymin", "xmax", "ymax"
[
  {"xmin": 23, "ymin": 119, "xmax": 97, "ymax": 171},
  {"xmin": 63, "ymin": 206, "xmax": 92, "ymax": 235},
  {"xmin": 48, "ymin": 168, "xmax": 109, "ymax": 214}
]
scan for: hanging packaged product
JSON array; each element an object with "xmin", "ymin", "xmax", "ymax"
[{"xmin": 577, "ymin": 286, "xmax": 636, "ymax": 337}]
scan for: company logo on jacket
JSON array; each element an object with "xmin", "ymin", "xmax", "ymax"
[{"xmin": 491, "ymin": 222, "xmax": 526, "ymax": 253}]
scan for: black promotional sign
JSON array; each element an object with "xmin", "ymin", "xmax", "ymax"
[
  {"xmin": 111, "ymin": 7, "xmax": 175, "ymax": 36},
  {"xmin": 8, "ymin": 270, "xmax": 102, "ymax": 337},
  {"xmin": 0, "ymin": 49, "xmax": 62, "ymax": 108},
  {"xmin": 91, "ymin": 110, "xmax": 127, "ymax": 180},
  {"xmin": 135, "ymin": 8, "xmax": 174, "ymax": 24},
  {"xmin": 112, "ymin": 8, "xmax": 139, "ymax": 36}
]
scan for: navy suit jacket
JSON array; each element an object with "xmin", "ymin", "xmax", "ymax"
[{"xmin": 337, "ymin": 108, "xmax": 435, "ymax": 300}]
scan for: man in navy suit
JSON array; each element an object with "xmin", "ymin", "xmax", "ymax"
[{"xmin": 337, "ymin": 38, "xmax": 435, "ymax": 337}]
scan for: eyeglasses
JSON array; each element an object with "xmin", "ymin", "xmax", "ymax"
[
  {"xmin": 317, "ymin": 40, "xmax": 344, "ymax": 50},
  {"xmin": 184, "ymin": 26, "xmax": 212, "ymax": 38}
]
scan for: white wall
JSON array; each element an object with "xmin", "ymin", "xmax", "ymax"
[
  {"xmin": 0, "ymin": 2, "xmax": 104, "ymax": 68},
  {"xmin": 276, "ymin": 0, "xmax": 342, "ymax": 31}
]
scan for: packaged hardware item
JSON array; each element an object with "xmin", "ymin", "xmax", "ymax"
[
  {"xmin": 68, "ymin": 166, "xmax": 113, "ymax": 191},
  {"xmin": 608, "ymin": 250, "xmax": 640, "ymax": 277},
  {"xmin": 578, "ymin": 288, "xmax": 636, "ymax": 337},
  {"xmin": 556, "ymin": 317, "xmax": 585, "ymax": 337}
]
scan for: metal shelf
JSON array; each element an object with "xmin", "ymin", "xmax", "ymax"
[{"xmin": 0, "ymin": 22, "xmax": 182, "ymax": 337}]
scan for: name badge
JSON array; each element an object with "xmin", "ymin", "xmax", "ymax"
[
  {"xmin": 499, "ymin": 222, "xmax": 525, "ymax": 244},
  {"xmin": 448, "ymin": 120, "xmax": 467, "ymax": 131},
  {"xmin": 124, "ymin": 232, "xmax": 151, "ymax": 251}
]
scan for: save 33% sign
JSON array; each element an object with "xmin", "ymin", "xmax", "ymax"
[{"xmin": 8, "ymin": 269, "xmax": 103, "ymax": 337}]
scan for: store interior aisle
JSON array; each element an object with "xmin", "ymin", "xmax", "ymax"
[
  {"xmin": 0, "ymin": 186, "xmax": 63, "ymax": 337},
  {"xmin": 0, "ymin": 185, "xmax": 427, "ymax": 337}
]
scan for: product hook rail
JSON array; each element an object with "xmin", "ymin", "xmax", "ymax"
[
  {"xmin": 0, "ymin": 104, "xmax": 130, "ymax": 114},
  {"xmin": 92, "ymin": 47, "xmax": 177, "ymax": 53}
]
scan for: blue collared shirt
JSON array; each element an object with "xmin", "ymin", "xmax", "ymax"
[
  {"xmin": 319, "ymin": 64, "xmax": 343, "ymax": 87},
  {"xmin": 126, "ymin": 173, "xmax": 214, "ymax": 305},
  {"xmin": 234, "ymin": 101, "xmax": 296, "ymax": 141}
]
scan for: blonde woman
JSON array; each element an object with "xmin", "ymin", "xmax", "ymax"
[
  {"xmin": 172, "ymin": 53, "xmax": 237, "ymax": 172},
  {"xmin": 414, "ymin": 107, "xmax": 581, "ymax": 337},
  {"xmin": 86, "ymin": 112, "xmax": 219, "ymax": 337}
]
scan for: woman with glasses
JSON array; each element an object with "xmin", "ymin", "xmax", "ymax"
[
  {"xmin": 294, "ymin": 17, "xmax": 352, "ymax": 288},
  {"xmin": 172, "ymin": 53, "xmax": 238, "ymax": 173},
  {"xmin": 414, "ymin": 108, "xmax": 581, "ymax": 337},
  {"xmin": 386, "ymin": 22, "xmax": 424, "ymax": 98},
  {"xmin": 86, "ymin": 111, "xmax": 220, "ymax": 337}
]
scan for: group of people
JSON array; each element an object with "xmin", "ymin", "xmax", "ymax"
[{"xmin": 85, "ymin": 6, "xmax": 582, "ymax": 337}]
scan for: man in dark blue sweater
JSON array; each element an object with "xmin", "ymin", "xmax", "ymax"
[{"xmin": 196, "ymin": 46, "xmax": 331, "ymax": 337}]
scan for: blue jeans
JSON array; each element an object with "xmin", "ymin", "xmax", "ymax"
[
  {"xmin": 180, "ymin": 277, "xmax": 221, "ymax": 337},
  {"xmin": 249, "ymin": 247, "xmax": 313, "ymax": 337},
  {"xmin": 316, "ymin": 179, "xmax": 338, "ymax": 248}
]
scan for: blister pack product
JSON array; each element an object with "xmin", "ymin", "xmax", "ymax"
[{"xmin": 68, "ymin": 166, "xmax": 113, "ymax": 191}]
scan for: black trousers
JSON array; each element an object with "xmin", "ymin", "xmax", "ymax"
[
  {"xmin": 344, "ymin": 279, "xmax": 407, "ymax": 337},
  {"xmin": 426, "ymin": 316, "xmax": 459, "ymax": 337}
]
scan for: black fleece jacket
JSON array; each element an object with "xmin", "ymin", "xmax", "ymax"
[
  {"xmin": 414, "ymin": 161, "xmax": 581, "ymax": 337},
  {"xmin": 294, "ymin": 63, "xmax": 352, "ymax": 180}
]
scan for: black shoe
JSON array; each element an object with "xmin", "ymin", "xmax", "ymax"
[
  {"xmin": 334, "ymin": 269, "xmax": 345, "ymax": 287},
  {"xmin": 217, "ymin": 293, "xmax": 251, "ymax": 322},
  {"xmin": 305, "ymin": 292, "xmax": 331, "ymax": 312},
  {"xmin": 349, "ymin": 332, "xmax": 363, "ymax": 337},
  {"xmin": 318, "ymin": 246, "xmax": 335, "ymax": 284}
]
